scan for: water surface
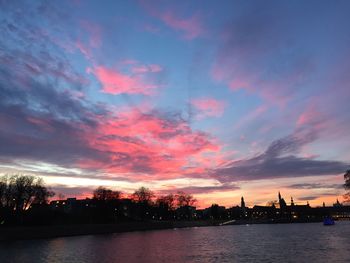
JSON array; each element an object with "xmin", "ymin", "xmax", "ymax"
[{"xmin": 1, "ymin": 222, "xmax": 349, "ymax": 263}]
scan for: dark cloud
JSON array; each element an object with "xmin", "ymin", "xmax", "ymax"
[
  {"xmin": 287, "ymin": 183, "xmax": 343, "ymax": 190},
  {"xmin": 0, "ymin": 2, "xmax": 115, "ymax": 171},
  {"xmin": 158, "ymin": 183, "xmax": 239, "ymax": 195},
  {"xmin": 0, "ymin": 23, "xmax": 110, "ymax": 169},
  {"xmin": 0, "ymin": 61, "xmax": 110, "ymax": 167},
  {"xmin": 213, "ymin": 129, "xmax": 348, "ymax": 182},
  {"xmin": 263, "ymin": 128, "xmax": 317, "ymax": 158},
  {"xmin": 297, "ymin": 193, "xmax": 336, "ymax": 201},
  {"xmin": 297, "ymin": 196, "xmax": 319, "ymax": 201}
]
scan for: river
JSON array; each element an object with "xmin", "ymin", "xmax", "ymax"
[{"xmin": 0, "ymin": 221, "xmax": 349, "ymax": 263}]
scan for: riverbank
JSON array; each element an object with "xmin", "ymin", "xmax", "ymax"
[
  {"xmin": 0, "ymin": 221, "xmax": 219, "ymax": 241},
  {"xmin": 2, "ymin": 218, "xmax": 346, "ymax": 241},
  {"xmin": 221, "ymin": 218, "xmax": 325, "ymax": 225}
]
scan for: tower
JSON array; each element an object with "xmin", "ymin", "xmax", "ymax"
[
  {"xmin": 291, "ymin": 197, "xmax": 294, "ymax": 206},
  {"xmin": 240, "ymin": 196, "xmax": 247, "ymax": 218},
  {"xmin": 278, "ymin": 192, "xmax": 286, "ymax": 209},
  {"xmin": 241, "ymin": 196, "xmax": 246, "ymax": 209}
]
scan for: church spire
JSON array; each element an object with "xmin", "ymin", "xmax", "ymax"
[{"xmin": 241, "ymin": 196, "xmax": 245, "ymax": 209}]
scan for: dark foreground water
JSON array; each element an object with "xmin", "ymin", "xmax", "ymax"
[{"xmin": 0, "ymin": 222, "xmax": 349, "ymax": 263}]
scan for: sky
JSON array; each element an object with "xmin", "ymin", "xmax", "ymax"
[{"xmin": 0, "ymin": 0, "xmax": 349, "ymax": 208}]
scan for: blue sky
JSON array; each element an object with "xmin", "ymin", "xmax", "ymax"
[{"xmin": 0, "ymin": 0, "xmax": 349, "ymax": 207}]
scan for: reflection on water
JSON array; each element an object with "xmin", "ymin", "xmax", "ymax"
[{"xmin": 0, "ymin": 222, "xmax": 349, "ymax": 263}]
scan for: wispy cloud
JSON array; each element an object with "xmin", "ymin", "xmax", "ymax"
[
  {"xmin": 93, "ymin": 66, "xmax": 160, "ymax": 95},
  {"xmin": 159, "ymin": 11, "xmax": 204, "ymax": 39},
  {"xmin": 287, "ymin": 183, "xmax": 343, "ymax": 190},
  {"xmin": 140, "ymin": 1, "xmax": 205, "ymax": 39},
  {"xmin": 191, "ymin": 98, "xmax": 225, "ymax": 118},
  {"xmin": 91, "ymin": 60, "xmax": 164, "ymax": 95}
]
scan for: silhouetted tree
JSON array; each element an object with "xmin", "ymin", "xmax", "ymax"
[
  {"xmin": 93, "ymin": 186, "xmax": 121, "ymax": 201},
  {"xmin": 0, "ymin": 175, "xmax": 54, "ymax": 225},
  {"xmin": 90, "ymin": 187, "xmax": 122, "ymax": 223},
  {"xmin": 174, "ymin": 191, "xmax": 197, "ymax": 220},
  {"xmin": 0, "ymin": 174, "xmax": 54, "ymax": 211},
  {"xmin": 176, "ymin": 191, "xmax": 196, "ymax": 207},
  {"xmin": 131, "ymin": 187, "xmax": 154, "ymax": 220},
  {"xmin": 132, "ymin": 187, "xmax": 154, "ymax": 205},
  {"xmin": 156, "ymin": 194, "xmax": 175, "ymax": 210},
  {"xmin": 156, "ymin": 194, "xmax": 175, "ymax": 220}
]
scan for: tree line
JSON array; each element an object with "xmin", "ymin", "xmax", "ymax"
[
  {"xmin": 91, "ymin": 186, "xmax": 197, "ymax": 222},
  {"xmin": 0, "ymin": 175, "xmax": 197, "ymax": 225},
  {"xmin": 0, "ymin": 171, "xmax": 349, "ymax": 226},
  {"xmin": 93, "ymin": 186, "xmax": 196, "ymax": 208}
]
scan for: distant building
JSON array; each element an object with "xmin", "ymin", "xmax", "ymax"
[
  {"xmin": 333, "ymin": 199, "xmax": 343, "ymax": 208},
  {"xmin": 240, "ymin": 196, "xmax": 247, "ymax": 218}
]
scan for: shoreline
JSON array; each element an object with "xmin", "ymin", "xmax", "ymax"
[
  {"xmin": 0, "ymin": 221, "xmax": 218, "ymax": 241},
  {"xmin": 1, "ymin": 219, "xmax": 347, "ymax": 241}
]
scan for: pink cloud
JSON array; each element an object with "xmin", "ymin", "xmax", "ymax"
[
  {"xmin": 297, "ymin": 107, "xmax": 321, "ymax": 127},
  {"xmin": 140, "ymin": 1, "xmax": 204, "ymax": 40},
  {"xmin": 93, "ymin": 66, "xmax": 160, "ymax": 95},
  {"xmin": 295, "ymin": 103, "xmax": 332, "ymax": 133},
  {"xmin": 229, "ymin": 79, "xmax": 250, "ymax": 91},
  {"xmin": 159, "ymin": 12, "xmax": 204, "ymax": 39},
  {"xmin": 191, "ymin": 98, "xmax": 226, "ymax": 118},
  {"xmin": 77, "ymin": 109, "xmax": 221, "ymax": 180}
]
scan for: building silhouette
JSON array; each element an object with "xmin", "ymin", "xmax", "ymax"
[{"xmin": 1, "ymin": 190, "xmax": 349, "ymax": 226}]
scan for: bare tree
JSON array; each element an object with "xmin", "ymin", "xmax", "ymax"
[
  {"xmin": 156, "ymin": 194, "xmax": 175, "ymax": 210},
  {"xmin": 93, "ymin": 186, "xmax": 121, "ymax": 201},
  {"xmin": 0, "ymin": 174, "xmax": 54, "ymax": 210},
  {"xmin": 132, "ymin": 187, "xmax": 154, "ymax": 204},
  {"xmin": 176, "ymin": 191, "xmax": 196, "ymax": 207}
]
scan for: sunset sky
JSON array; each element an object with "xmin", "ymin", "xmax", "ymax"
[{"xmin": 1, "ymin": 0, "xmax": 349, "ymax": 208}]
